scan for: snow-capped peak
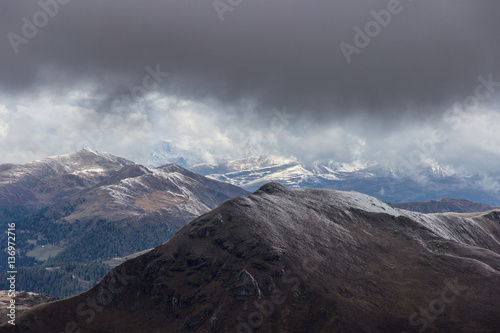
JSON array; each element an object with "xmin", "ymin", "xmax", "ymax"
[
  {"xmin": 223, "ymin": 155, "xmax": 298, "ymax": 172},
  {"xmin": 0, "ymin": 149, "xmax": 133, "ymax": 185}
]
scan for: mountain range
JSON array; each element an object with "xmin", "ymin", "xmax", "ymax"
[
  {"xmin": 0, "ymin": 148, "xmax": 132, "ymax": 220},
  {"xmin": 2, "ymin": 148, "xmax": 500, "ymax": 304},
  {"xmin": 391, "ymin": 198, "xmax": 499, "ymax": 214},
  {"xmin": 0, "ymin": 149, "xmax": 247, "ymax": 270},
  {"xmin": 3, "ymin": 183, "xmax": 499, "ymax": 332},
  {"xmin": 104, "ymin": 140, "xmax": 500, "ymax": 206},
  {"xmin": 190, "ymin": 155, "xmax": 500, "ymax": 205}
]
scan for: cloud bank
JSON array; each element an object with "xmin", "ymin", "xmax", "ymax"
[{"xmin": 1, "ymin": 0, "xmax": 500, "ymax": 175}]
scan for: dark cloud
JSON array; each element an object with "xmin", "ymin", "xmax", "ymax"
[{"xmin": 2, "ymin": 0, "xmax": 500, "ymax": 122}]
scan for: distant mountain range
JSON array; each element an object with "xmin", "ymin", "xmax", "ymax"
[
  {"xmin": 190, "ymin": 155, "xmax": 500, "ymax": 205},
  {"xmin": 2, "ymin": 148, "xmax": 500, "ymax": 300},
  {"xmin": 114, "ymin": 140, "xmax": 500, "ymax": 206},
  {"xmin": 392, "ymin": 198, "xmax": 499, "ymax": 214},
  {"xmin": 5, "ymin": 183, "xmax": 499, "ymax": 332},
  {"xmin": 0, "ymin": 149, "xmax": 247, "ymax": 270}
]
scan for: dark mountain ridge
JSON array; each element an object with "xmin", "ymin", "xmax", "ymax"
[
  {"xmin": 391, "ymin": 198, "xmax": 499, "ymax": 214},
  {"xmin": 3, "ymin": 183, "xmax": 500, "ymax": 332}
]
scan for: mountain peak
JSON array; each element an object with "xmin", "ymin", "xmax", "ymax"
[
  {"xmin": 0, "ymin": 150, "xmax": 133, "ymax": 209},
  {"xmin": 190, "ymin": 154, "xmax": 500, "ymax": 205},
  {"xmin": 156, "ymin": 162, "xmax": 184, "ymax": 172},
  {"xmin": 78, "ymin": 147, "xmax": 97, "ymax": 153},
  {"xmin": 7, "ymin": 186, "xmax": 500, "ymax": 332},
  {"xmin": 256, "ymin": 182, "xmax": 288, "ymax": 194}
]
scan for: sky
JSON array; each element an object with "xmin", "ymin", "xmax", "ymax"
[{"xmin": 1, "ymin": 0, "xmax": 500, "ymax": 175}]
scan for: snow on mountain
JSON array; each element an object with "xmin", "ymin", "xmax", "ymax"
[
  {"xmin": 214, "ymin": 155, "xmax": 298, "ymax": 173},
  {"xmin": 313, "ymin": 159, "xmax": 375, "ymax": 173},
  {"xmin": 100, "ymin": 166, "xmax": 215, "ymax": 218},
  {"xmin": 258, "ymin": 183, "xmax": 500, "ymax": 249},
  {"xmin": 0, "ymin": 150, "xmax": 249, "ymax": 266},
  {"xmin": 190, "ymin": 155, "xmax": 379, "ymax": 190},
  {"xmin": 26, "ymin": 159, "xmax": 250, "ymax": 226},
  {"xmin": 0, "ymin": 148, "xmax": 133, "ymax": 210},
  {"xmin": 1, "ymin": 148, "xmax": 131, "ymax": 186},
  {"xmin": 134, "ymin": 140, "xmax": 222, "ymax": 168},
  {"xmin": 295, "ymin": 185, "xmax": 498, "ymax": 248},
  {"xmin": 0, "ymin": 148, "xmax": 131, "ymax": 185},
  {"xmin": 190, "ymin": 155, "xmax": 328, "ymax": 189},
  {"xmin": 190, "ymin": 154, "xmax": 500, "ymax": 205},
  {"xmin": 295, "ymin": 186, "xmax": 402, "ymax": 217}
]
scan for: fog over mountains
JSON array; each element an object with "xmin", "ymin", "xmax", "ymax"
[{"xmin": 190, "ymin": 154, "xmax": 500, "ymax": 206}]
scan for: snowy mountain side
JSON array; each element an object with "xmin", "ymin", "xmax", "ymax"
[{"xmin": 191, "ymin": 155, "xmax": 500, "ymax": 205}]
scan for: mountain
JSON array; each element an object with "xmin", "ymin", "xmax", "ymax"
[
  {"xmin": 0, "ymin": 150, "xmax": 248, "ymax": 269},
  {"xmin": 43, "ymin": 162, "xmax": 247, "ymax": 231},
  {"xmin": 134, "ymin": 140, "xmax": 221, "ymax": 168},
  {"xmin": 190, "ymin": 155, "xmax": 500, "ymax": 205},
  {"xmin": 391, "ymin": 198, "xmax": 500, "ymax": 214},
  {"xmin": 191, "ymin": 155, "xmax": 322, "ymax": 189},
  {"xmin": 0, "ymin": 148, "xmax": 132, "ymax": 220},
  {"xmin": 5, "ymin": 183, "xmax": 499, "ymax": 332}
]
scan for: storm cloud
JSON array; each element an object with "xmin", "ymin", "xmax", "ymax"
[{"xmin": 1, "ymin": 0, "xmax": 500, "ymax": 170}]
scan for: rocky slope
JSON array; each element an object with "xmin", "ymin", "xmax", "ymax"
[
  {"xmin": 0, "ymin": 292, "xmax": 58, "ymax": 325},
  {"xmin": 45, "ymin": 162, "xmax": 248, "ymax": 229},
  {"xmin": 3, "ymin": 183, "xmax": 499, "ymax": 332}
]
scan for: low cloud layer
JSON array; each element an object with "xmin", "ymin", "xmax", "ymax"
[{"xmin": 1, "ymin": 0, "xmax": 500, "ymax": 175}]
